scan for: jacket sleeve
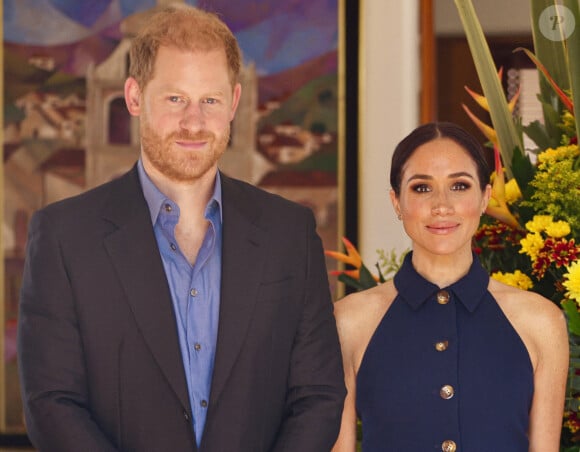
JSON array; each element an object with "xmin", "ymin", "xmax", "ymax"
[
  {"xmin": 269, "ymin": 210, "xmax": 347, "ymax": 452},
  {"xmin": 18, "ymin": 209, "xmax": 119, "ymax": 452}
]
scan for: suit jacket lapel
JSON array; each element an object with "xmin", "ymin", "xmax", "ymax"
[
  {"xmin": 209, "ymin": 174, "xmax": 267, "ymax": 407},
  {"xmin": 101, "ymin": 167, "xmax": 191, "ymax": 411}
]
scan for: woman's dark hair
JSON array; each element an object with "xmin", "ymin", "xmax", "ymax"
[{"xmin": 389, "ymin": 122, "xmax": 490, "ymax": 196}]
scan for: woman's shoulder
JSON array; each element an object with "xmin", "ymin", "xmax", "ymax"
[
  {"xmin": 333, "ymin": 281, "xmax": 397, "ymax": 366},
  {"xmin": 488, "ymin": 278, "xmax": 568, "ymax": 368},
  {"xmin": 334, "ymin": 280, "xmax": 397, "ymax": 325},
  {"xmin": 489, "ymin": 278, "xmax": 565, "ymax": 326}
]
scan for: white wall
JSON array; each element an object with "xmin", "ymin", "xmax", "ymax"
[
  {"xmin": 358, "ymin": 1, "xmax": 418, "ymax": 263},
  {"xmin": 435, "ymin": 0, "xmax": 531, "ymax": 35}
]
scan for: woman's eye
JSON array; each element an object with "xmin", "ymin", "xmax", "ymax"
[
  {"xmin": 412, "ymin": 184, "xmax": 430, "ymax": 193},
  {"xmin": 452, "ymin": 181, "xmax": 471, "ymax": 191}
]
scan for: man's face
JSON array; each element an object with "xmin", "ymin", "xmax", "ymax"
[{"xmin": 125, "ymin": 45, "xmax": 241, "ymax": 183}]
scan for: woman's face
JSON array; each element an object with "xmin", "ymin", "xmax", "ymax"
[{"xmin": 390, "ymin": 137, "xmax": 491, "ymax": 258}]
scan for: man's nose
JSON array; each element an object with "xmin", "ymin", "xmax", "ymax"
[{"xmin": 179, "ymin": 102, "xmax": 205, "ymax": 131}]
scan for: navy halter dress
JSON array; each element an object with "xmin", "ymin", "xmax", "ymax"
[{"xmin": 356, "ymin": 252, "xmax": 533, "ymax": 451}]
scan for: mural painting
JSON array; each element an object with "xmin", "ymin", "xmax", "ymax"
[{"xmin": 3, "ymin": 0, "xmax": 341, "ymax": 432}]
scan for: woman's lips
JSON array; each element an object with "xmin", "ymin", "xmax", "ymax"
[{"xmin": 426, "ymin": 222, "xmax": 460, "ymax": 234}]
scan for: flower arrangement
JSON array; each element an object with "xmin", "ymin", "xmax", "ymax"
[{"xmin": 455, "ymin": 0, "xmax": 580, "ymax": 448}]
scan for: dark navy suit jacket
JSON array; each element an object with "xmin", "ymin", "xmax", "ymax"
[{"xmin": 18, "ymin": 165, "xmax": 346, "ymax": 452}]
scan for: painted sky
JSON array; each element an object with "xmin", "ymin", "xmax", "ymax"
[{"xmin": 3, "ymin": 0, "xmax": 338, "ymax": 76}]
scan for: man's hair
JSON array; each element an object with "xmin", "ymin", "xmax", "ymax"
[{"xmin": 129, "ymin": 4, "xmax": 241, "ymax": 88}]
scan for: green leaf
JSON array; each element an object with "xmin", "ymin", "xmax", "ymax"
[
  {"xmin": 562, "ymin": 299, "xmax": 580, "ymax": 336},
  {"xmin": 358, "ymin": 264, "xmax": 379, "ymax": 289},
  {"xmin": 337, "ymin": 265, "xmax": 378, "ymax": 292},
  {"xmin": 530, "ymin": 0, "xmax": 571, "ymax": 138},
  {"xmin": 375, "ymin": 262, "xmax": 386, "ymax": 284},
  {"xmin": 564, "ymin": 0, "xmax": 580, "ymax": 139},
  {"xmin": 337, "ymin": 274, "xmax": 367, "ymax": 292},
  {"xmin": 510, "ymin": 147, "xmax": 536, "ymax": 191},
  {"xmin": 454, "ymin": 0, "xmax": 524, "ymax": 178},
  {"xmin": 521, "ymin": 120, "xmax": 558, "ymax": 149}
]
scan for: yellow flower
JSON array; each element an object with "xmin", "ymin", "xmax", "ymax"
[
  {"xmin": 563, "ymin": 260, "xmax": 580, "ymax": 303},
  {"xmin": 519, "ymin": 233, "xmax": 544, "ymax": 260},
  {"xmin": 491, "ymin": 270, "xmax": 533, "ymax": 290},
  {"xmin": 545, "ymin": 220, "xmax": 571, "ymax": 238},
  {"xmin": 485, "ymin": 146, "xmax": 520, "ymax": 228},
  {"xmin": 504, "ymin": 178, "xmax": 522, "ymax": 205},
  {"xmin": 537, "ymin": 145, "xmax": 579, "ymax": 166},
  {"xmin": 525, "ymin": 215, "xmax": 553, "ymax": 234}
]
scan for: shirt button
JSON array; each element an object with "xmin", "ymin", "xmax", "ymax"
[
  {"xmin": 194, "ymin": 343, "xmax": 201, "ymax": 351},
  {"xmin": 442, "ymin": 440, "xmax": 457, "ymax": 452},
  {"xmin": 190, "ymin": 288, "xmax": 198, "ymax": 297},
  {"xmin": 170, "ymin": 243, "xmax": 177, "ymax": 251},
  {"xmin": 200, "ymin": 400, "xmax": 208, "ymax": 408},
  {"xmin": 435, "ymin": 340, "xmax": 449, "ymax": 352},
  {"xmin": 437, "ymin": 290, "xmax": 450, "ymax": 305},
  {"xmin": 164, "ymin": 204, "xmax": 172, "ymax": 212},
  {"xmin": 440, "ymin": 385, "xmax": 455, "ymax": 400}
]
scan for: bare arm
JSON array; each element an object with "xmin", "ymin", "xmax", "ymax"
[
  {"xmin": 331, "ymin": 301, "xmax": 358, "ymax": 452},
  {"xmin": 528, "ymin": 300, "xmax": 569, "ymax": 452}
]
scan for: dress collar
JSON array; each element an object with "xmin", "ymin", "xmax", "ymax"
[{"xmin": 393, "ymin": 252, "xmax": 490, "ymax": 313}]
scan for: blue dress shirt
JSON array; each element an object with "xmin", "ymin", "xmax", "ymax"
[{"xmin": 138, "ymin": 160, "xmax": 222, "ymax": 447}]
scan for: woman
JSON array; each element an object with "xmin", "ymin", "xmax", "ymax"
[{"xmin": 332, "ymin": 122, "xmax": 569, "ymax": 452}]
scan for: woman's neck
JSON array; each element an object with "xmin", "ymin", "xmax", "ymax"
[{"xmin": 410, "ymin": 247, "xmax": 473, "ymax": 288}]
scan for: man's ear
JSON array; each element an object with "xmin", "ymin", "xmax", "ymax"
[
  {"xmin": 229, "ymin": 82, "xmax": 242, "ymax": 121},
  {"xmin": 124, "ymin": 77, "xmax": 142, "ymax": 116}
]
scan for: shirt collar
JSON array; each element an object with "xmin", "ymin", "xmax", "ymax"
[
  {"xmin": 137, "ymin": 159, "xmax": 223, "ymax": 225},
  {"xmin": 393, "ymin": 251, "xmax": 489, "ymax": 313}
]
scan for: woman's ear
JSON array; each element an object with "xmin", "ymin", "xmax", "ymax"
[
  {"xmin": 482, "ymin": 183, "xmax": 492, "ymax": 214},
  {"xmin": 124, "ymin": 77, "xmax": 142, "ymax": 116},
  {"xmin": 389, "ymin": 189, "xmax": 401, "ymax": 219}
]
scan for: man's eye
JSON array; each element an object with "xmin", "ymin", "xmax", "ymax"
[
  {"xmin": 169, "ymin": 96, "xmax": 181, "ymax": 103},
  {"xmin": 203, "ymin": 98, "xmax": 217, "ymax": 104}
]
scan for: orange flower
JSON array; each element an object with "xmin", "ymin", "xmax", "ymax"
[
  {"xmin": 325, "ymin": 237, "xmax": 380, "ymax": 285},
  {"xmin": 462, "ymin": 67, "xmax": 520, "ymax": 146},
  {"xmin": 515, "ymin": 47, "xmax": 574, "ymax": 115},
  {"xmin": 324, "ymin": 236, "xmax": 362, "ymax": 268},
  {"xmin": 328, "ymin": 269, "xmax": 360, "ymax": 279}
]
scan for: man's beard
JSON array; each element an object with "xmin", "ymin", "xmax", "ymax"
[{"xmin": 141, "ymin": 122, "xmax": 230, "ymax": 182}]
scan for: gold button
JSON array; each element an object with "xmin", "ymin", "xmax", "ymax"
[
  {"xmin": 440, "ymin": 384, "xmax": 454, "ymax": 399},
  {"xmin": 435, "ymin": 340, "xmax": 449, "ymax": 351},
  {"xmin": 437, "ymin": 290, "xmax": 450, "ymax": 304},
  {"xmin": 442, "ymin": 440, "xmax": 457, "ymax": 452}
]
